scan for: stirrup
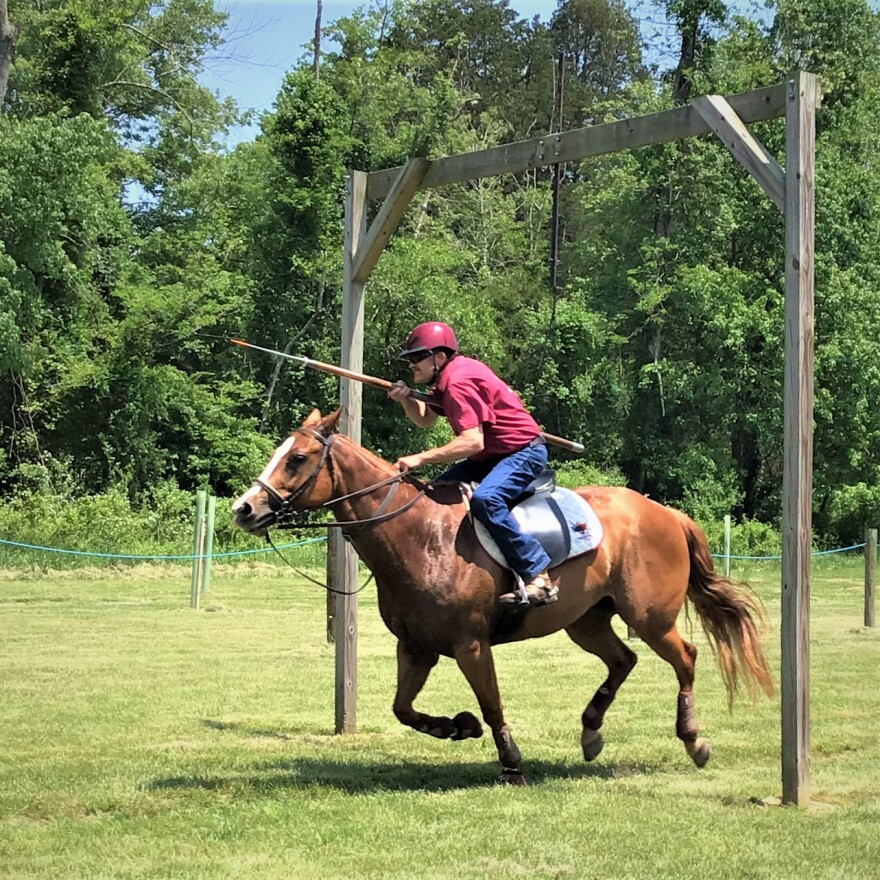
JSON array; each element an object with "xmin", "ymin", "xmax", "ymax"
[
  {"xmin": 499, "ymin": 574, "xmax": 558, "ymax": 607},
  {"xmin": 526, "ymin": 575, "xmax": 559, "ymax": 606}
]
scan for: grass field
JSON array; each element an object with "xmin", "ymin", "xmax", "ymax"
[{"xmin": 1, "ymin": 556, "xmax": 878, "ymax": 879}]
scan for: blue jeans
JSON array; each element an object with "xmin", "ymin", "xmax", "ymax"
[{"xmin": 438, "ymin": 443, "xmax": 551, "ymax": 581}]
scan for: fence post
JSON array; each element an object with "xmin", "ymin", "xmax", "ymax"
[
  {"xmin": 866, "ymin": 528, "xmax": 876, "ymax": 628},
  {"xmin": 202, "ymin": 494, "xmax": 216, "ymax": 594},
  {"xmin": 723, "ymin": 514, "xmax": 732, "ymax": 577},
  {"xmin": 190, "ymin": 489, "xmax": 207, "ymax": 610}
]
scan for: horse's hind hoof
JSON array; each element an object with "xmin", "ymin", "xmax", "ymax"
[
  {"xmin": 581, "ymin": 729, "xmax": 604, "ymax": 762},
  {"xmin": 686, "ymin": 737, "xmax": 712, "ymax": 768},
  {"xmin": 499, "ymin": 770, "xmax": 527, "ymax": 786},
  {"xmin": 451, "ymin": 711, "xmax": 483, "ymax": 740}
]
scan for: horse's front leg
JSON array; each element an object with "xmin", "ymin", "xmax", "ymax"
[
  {"xmin": 454, "ymin": 638, "xmax": 525, "ymax": 785},
  {"xmin": 393, "ymin": 641, "xmax": 483, "ymax": 741}
]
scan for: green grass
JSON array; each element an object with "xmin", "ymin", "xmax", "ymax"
[{"xmin": 1, "ymin": 557, "xmax": 878, "ymax": 880}]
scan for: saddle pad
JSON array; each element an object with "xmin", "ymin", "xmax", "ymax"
[{"xmin": 472, "ymin": 487, "xmax": 603, "ymax": 570}]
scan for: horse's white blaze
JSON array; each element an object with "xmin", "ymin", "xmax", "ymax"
[{"xmin": 232, "ymin": 436, "xmax": 296, "ymax": 511}]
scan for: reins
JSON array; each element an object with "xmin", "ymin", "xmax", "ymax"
[
  {"xmin": 264, "ymin": 531, "xmax": 376, "ymax": 595},
  {"xmin": 254, "ymin": 428, "xmax": 430, "ymax": 594}
]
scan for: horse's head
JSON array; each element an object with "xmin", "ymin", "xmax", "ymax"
[{"xmin": 231, "ymin": 408, "xmax": 341, "ymax": 535}]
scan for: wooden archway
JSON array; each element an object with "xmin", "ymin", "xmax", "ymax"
[{"xmin": 329, "ymin": 71, "xmax": 819, "ymax": 806}]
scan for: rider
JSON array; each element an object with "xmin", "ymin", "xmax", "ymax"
[{"xmin": 388, "ymin": 321, "xmax": 558, "ymax": 606}]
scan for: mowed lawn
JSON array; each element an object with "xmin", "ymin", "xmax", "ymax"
[{"xmin": 1, "ymin": 558, "xmax": 878, "ymax": 880}]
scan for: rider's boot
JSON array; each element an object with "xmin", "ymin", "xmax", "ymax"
[{"xmin": 499, "ymin": 572, "xmax": 558, "ymax": 606}]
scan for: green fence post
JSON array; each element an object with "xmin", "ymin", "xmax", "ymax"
[
  {"xmin": 202, "ymin": 494, "xmax": 216, "ymax": 594},
  {"xmin": 865, "ymin": 528, "xmax": 876, "ymax": 628},
  {"xmin": 191, "ymin": 489, "xmax": 207, "ymax": 609},
  {"xmin": 724, "ymin": 514, "xmax": 732, "ymax": 578}
]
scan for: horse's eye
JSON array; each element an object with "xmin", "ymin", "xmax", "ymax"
[{"xmin": 285, "ymin": 453, "xmax": 307, "ymax": 471}]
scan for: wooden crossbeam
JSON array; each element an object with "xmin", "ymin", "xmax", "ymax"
[
  {"xmin": 691, "ymin": 94, "xmax": 786, "ymax": 212},
  {"xmin": 353, "ymin": 158, "xmax": 430, "ymax": 283},
  {"xmin": 366, "ymin": 83, "xmax": 787, "ymax": 201}
]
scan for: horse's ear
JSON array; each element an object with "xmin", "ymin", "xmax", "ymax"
[
  {"xmin": 301, "ymin": 408, "xmax": 323, "ymax": 429},
  {"xmin": 319, "ymin": 407, "xmax": 343, "ymax": 437}
]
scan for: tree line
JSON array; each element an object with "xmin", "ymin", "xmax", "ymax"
[{"xmin": 1, "ymin": 0, "xmax": 879, "ymax": 546}]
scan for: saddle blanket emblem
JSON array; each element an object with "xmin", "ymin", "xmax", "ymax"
[{"xmin": 470, "ymin": 486, "xmax": 603, "ymax": 570}]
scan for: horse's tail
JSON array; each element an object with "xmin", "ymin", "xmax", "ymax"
[{"xmin": 674, "ymin": 511, "xmax": 775, "ymax": 708}]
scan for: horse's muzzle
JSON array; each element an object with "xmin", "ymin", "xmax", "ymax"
[{"xmin": 230, "ymin": 498, "xmax": 273, "ymax": 535}]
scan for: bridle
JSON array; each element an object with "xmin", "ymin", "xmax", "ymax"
[
  {"xmin": 252, "ymin": 428, "xmax": 427, "ymax": 531},
  {"xmin": 253, "ymin": 428, "xmax": 333, "ymax": 526}
]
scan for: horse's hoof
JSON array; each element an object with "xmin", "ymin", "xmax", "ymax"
[
  {"xmin": 687, "ymin": 737, "xmax": 712, "ymax": 768},
  {"xmin": 581, "ymin": 729, "xmax": 604, "ymax": 762},
  {"xmin": 499, "ymin": 770, "xmax": 527, "ymax": 786},
  {"xmin": 451, "ymin": 711, "xmax": 483, "ymax": 740}
]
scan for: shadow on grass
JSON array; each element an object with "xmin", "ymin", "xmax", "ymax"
[
  {"xmin": 200, "ymin": 718, "xmax": 322, "ymax": 739},
  {"xmin": 146, "ymin": 753, "xmax": 664, "ymax": 795}
]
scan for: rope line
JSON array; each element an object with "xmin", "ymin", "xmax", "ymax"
[
  {"xmin": 0, "ymin": 536, "xmax": 327, "ymax": 561},
  {"xmin": 0, "ymin": 537, "xmax": 869, "ymax": 563},
  {"xmin": 711, "ymin": 542, "xmax": 866, "ymax": 561}
]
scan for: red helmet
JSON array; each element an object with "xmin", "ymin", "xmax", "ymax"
[{"xmin": 399, "ymin": 322, "xmax": 459, "ymax": 359}]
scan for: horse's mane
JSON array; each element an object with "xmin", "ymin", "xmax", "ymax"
[
  {"xmin": 332, "ymin": 432, "xmax": 398, "ymax": 475},
  {"xmin": 332, "ymin": 432, "xmax": 464, "ymax": 508}
]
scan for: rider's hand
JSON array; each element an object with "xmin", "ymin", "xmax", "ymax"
[
  {"xmin": 388, "ymin": 380, "xmax": 412, "ymax": 402},
  {"xmin": 396, "ymin": 453, "xmax": 423, "ymax": 472}
]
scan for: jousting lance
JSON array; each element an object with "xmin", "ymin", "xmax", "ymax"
[{"xmin": 230, "ymin": 338, "xmax": 585, "ymax": 454}]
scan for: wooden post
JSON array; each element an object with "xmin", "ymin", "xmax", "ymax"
[
  {"xmin": 332, "ymin": 170, "xmax": 367, "ymax": 734},
  {"xmin": 866, "ymin": 528, "xmax": 877, "ymax": 628},
  {"xmin": 780, "ymin": 70, "xmax": 818, "ymax": 808},
  {"xmin": 202, "ymin": 494, "xmax": 216, "ymax": 594},
  {"xmin": 190, "ymin": 489, "xmax": 207, "ymax": 610},
  {"xmin": 723, "ymin": 514, "xmax": 732, "ymax": 578}
]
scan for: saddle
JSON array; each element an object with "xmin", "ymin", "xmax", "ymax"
[{"xmin": 465, "ymin": 469, "xmax": 603, "ymax": 570}]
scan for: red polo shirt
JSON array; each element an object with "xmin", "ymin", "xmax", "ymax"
[{"xmin": 429, "ymin": 356, "xmax": 541, "ymax": 460}]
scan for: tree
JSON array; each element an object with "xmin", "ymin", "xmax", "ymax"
[{"xmin": 0, "ymin": 0, "xmax": 18, "ymax": 110}]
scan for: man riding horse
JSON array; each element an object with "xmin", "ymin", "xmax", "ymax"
[{"xmin": 388, "ymin": 321, "xmax": 558, "ymax": 607}]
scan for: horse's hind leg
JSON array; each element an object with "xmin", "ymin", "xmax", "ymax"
[
  {"xmin": 453, "ymin": 638, "xmax": 524, "ymax": 785},
  {"xmin": 565, "ymin": 598, "xmax": 638, "ymax": 762},
  {"xmin": 634, "ymin": 623, "xmax": 711, "ymax": 767},
  {"xmin": 392, "ymin": 641, "xmax": 483, "ymax": 741}
]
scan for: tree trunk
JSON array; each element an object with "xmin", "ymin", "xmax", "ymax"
[
  {"xmin": 0, "ymin": 0, "xmax": 19, "ymax": 111},
  {"xmin": 313, "ymin": 0, "xmax": 322, "ymax": 78}
]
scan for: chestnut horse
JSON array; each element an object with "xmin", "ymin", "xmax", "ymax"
[{"xmin": 231, "ymin": 408, "xmax": 773, "ymax": 785}]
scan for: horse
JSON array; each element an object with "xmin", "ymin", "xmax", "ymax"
[{"xmin": 231, "ymin": 408, "xmax": 774, "ymax": 785}]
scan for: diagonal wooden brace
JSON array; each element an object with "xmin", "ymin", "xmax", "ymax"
[
  {"xmin": 352, "ymin": 157, "xmax": 430, "ymax": 284},
  {"xmin": 691, "ymin": 94, "xmax": 786, "ymax": 213}
]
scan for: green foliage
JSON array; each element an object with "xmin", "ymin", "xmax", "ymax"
[
  {"xmin": 552, "ymin": 458, "xmax": 626, "ymax": 488},
  {"xmin": 698, "ymin": 515, "xmax": 783, "ymax": 559},
  {"xmin": 0, "ymin": 482, "xmax": 326, "ymax": 570},
  {"xmin": 824, "ymin": 482, "xmax": 880, "ymax": 546},
  {"xmin": 3, "ymin": 0, "xmax": 880, "ymax": 554}
]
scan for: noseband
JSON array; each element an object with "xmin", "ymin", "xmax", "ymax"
[{"xmin": 254, "ymin": 428, "xmax": 333, "ymax": 527}]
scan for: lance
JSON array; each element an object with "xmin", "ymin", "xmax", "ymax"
[{"xmin": 231, "ymin": 338, "xmax": 585, "ymax": 454}]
